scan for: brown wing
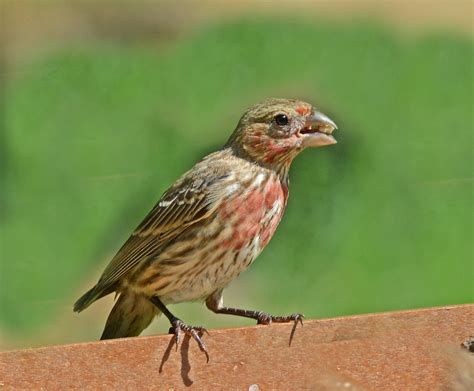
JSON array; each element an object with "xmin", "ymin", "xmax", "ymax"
[
  {"xmin": 97, "ymin": 171, "xmax": 229, "ymax": 290},
  {"xmin": 72, "ymin": 154, "xmax": 236, "ymax": 312}
]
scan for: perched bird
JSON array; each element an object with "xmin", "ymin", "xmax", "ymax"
[{"xmin": 74, "ymin": 98, "xmax": 337, "ymax": 359}]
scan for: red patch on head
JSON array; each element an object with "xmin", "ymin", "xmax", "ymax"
[{"xmin": 296, "ymin": 106, "xmax": 310, "ymax": 116}]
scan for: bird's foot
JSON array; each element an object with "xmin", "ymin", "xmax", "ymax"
[
  {"xmin": 256, "ymin": 312, "xmax": 304, "ymax": 326},
  {"xmin": 256, "ymin": 312, "xmax": 304, "ymax": 347},
  {"xmin": 169, "ymin": 318, "xmax": 210, "ymax": 362}
]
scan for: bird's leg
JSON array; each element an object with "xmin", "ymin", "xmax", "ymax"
[
  {"xmin": 205, "ymin": 290, "xmax": 304, "ymax": 326},
  {"xmin": 150, "ymin": 296, "xmax": 209, "ymax": 362}
]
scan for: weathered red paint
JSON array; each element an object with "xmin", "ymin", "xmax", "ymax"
[{"xmin": 3, "ymin": 305, "xmax": 471, "ymax": 390}]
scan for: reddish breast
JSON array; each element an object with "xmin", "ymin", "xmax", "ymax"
[
  {"xmin": 260, "ymin": 179, "xmax": 288, "ymax": 247},
  {"xmin": 219, "ymin": 176, "xmax": 288, "ymax": 251}
]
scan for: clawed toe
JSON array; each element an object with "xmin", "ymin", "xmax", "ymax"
[
  {"xmin": 256, "ymin": 311, "xmax": 273, "ymax": 325},
  {"xmin": 256, "ymin": 312, "xmax": 304, "ymax": 326},
  {"xmin": 292, "ymin": 313, "xmax": 305, "ymax": 326},
  {"xmin": 170, "ymin": 319, "xmax": 210, "ymax": 362}
]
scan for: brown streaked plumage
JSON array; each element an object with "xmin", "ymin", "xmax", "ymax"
[{"xmin": 74, "ymin": 98, "xmax": 337, "ymax": 360}]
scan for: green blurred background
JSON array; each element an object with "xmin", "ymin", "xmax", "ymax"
[{"xmin": 1, "ymin": 0, "xmax": 472, "ymax": 350}]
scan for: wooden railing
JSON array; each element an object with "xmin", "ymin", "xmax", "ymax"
[{"xmin": 1, "ymin": 304, "xmax": 472, "ymax": 389}]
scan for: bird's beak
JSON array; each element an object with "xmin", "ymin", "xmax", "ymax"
[{"xmin": 300, "ymin": 110, "xmax": 338, "ymax": 148}]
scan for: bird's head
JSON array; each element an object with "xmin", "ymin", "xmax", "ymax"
[{"xmin": 227, "ymin": 98, "xmax": 337, "ymax": 172}]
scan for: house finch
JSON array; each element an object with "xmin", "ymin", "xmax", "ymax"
[{"xmin": 74, "ymin": 98, "xmax": 337, "ymax": 359}]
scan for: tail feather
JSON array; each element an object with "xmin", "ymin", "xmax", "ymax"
[
  {"xmin": 73, "ymin": 283, "xmax": 116, "ymax": 312},
  {"xmin": 101, "ymin": 292, "xmax": 159, "ymax": 340}
]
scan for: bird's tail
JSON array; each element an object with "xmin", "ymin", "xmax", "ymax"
[
  {"xmin": 100, "ymin": 291, "xmax": 159, "ymax": 340},
  {"xmin": 73, "ymin": 283, "xmax": 116, "ymax": 313}
]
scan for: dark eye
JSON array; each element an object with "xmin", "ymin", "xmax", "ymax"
[{"xmin": 274, "ymin": 114, "xmax": 289, "ymax": 126}]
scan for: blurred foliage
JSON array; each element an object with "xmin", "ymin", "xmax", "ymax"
[{"xmin": 1, "ymin": 20, "xmax": 472, "ymax": 339}]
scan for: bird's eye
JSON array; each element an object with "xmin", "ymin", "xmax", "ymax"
[{"xmin": 274, "ymin": 114, "xmax": 289, "ymax": 126}]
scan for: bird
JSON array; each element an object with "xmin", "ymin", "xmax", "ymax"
[{"xmin": 74, "ymin": 98, "xmax": 337, "ymax": 360}]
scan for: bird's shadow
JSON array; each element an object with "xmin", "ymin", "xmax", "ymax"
[
  {"xmin": 289, "ymin": 321, "xmax": 298, "ymax": 346},
  {"xmin": 158, "ymin": 321, "xmax": 302, "ymax": 386},
  {"xmin": 159, "ymin": 335, "xmax": 193, "ymax": 387}
]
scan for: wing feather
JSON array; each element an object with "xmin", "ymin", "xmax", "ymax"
[{"xmin": 93, "ymin": 163, "xmax": 231, "ymax": 293}]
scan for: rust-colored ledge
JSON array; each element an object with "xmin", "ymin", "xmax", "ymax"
[{"xmin": 0, "ymin": 304, "xmax": 473, "ymax": 390}]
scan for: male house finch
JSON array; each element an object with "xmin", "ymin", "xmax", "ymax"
[{"xmin": 74, "ymin": 98, "xmax": 337, "ymax": 358}]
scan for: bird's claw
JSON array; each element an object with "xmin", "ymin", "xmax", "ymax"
[
  {"xmin": 170, "ymin": 319, "xmax": 210, "ymax": 362},
  {"xmin": 294, "ymin": 313, "xmax": 305, "ymax": 327}
]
